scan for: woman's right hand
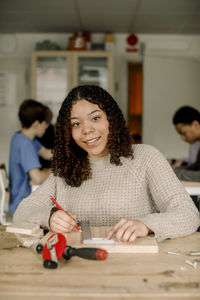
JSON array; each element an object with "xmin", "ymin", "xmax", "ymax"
[{"xmin": 49, "ymin": 210, "xmax": 77, "ymax": 233}]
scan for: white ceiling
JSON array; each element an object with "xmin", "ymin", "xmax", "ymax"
[{"xmin": 0, "ymin": 0, "xmax": 200, "ymax": 34}]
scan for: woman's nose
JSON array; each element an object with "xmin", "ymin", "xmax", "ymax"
[{"xmin": 82, "ymin": 122, "xmax": 94, "ymax": 134}]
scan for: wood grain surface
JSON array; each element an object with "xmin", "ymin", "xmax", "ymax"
[{"xmin": 0, "ymin": 227, "xmax": 200, "ymax": 300}]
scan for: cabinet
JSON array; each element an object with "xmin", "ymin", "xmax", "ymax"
[{"xmin": 31, "ymin": 51, "xmax": 114, "ymax": 119}]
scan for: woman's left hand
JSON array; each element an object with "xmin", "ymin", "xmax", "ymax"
[{"xmin": 106, "ymin": 219, "xmax": 151, "ymax": 243}]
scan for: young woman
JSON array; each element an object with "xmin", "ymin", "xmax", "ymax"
[{"xmin": 14, "ymin": 85, "xmax": 200, "ymax": 242}]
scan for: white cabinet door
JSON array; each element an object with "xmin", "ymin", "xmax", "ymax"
[
  {"xmin": 31, "ymin": 51, "xmax": 72, "ymax": 120},
  {"xmin": 72, "ymin": 51, "xmax": 114, "ymax": 95},
  {"xmin": 31, "ymin": 51, "xmax": 114, "ymax": 120}
]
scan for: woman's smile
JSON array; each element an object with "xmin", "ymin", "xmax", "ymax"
[{"xmin": 84, "ymin": 136, "xmax": 101, "ymax": 146}]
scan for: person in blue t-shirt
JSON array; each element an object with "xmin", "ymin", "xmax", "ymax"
[{"xmin": 9, "ymin": 99, "xmax": 53, "ymax": 215}]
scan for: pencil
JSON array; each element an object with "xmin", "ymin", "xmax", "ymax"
[{"xmin": 49, "ymin": 195, "xmax": 81, "ymax": 232}]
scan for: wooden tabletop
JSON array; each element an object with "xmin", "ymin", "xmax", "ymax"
[{"xmin": 0, "ymin": 228, "xmax": 200, "ymax": 300}]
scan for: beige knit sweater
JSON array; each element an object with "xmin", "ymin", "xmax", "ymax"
[{"xmin": 14, "ymin": 144, "xmax": 200, "ymax": 241}]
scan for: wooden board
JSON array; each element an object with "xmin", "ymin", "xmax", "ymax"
[
  {"xmin": 14, "ymin": 233, "xmax": 42, "ymax": 248},
  {"xmin": 86, "ymin": 237, "xmax": 158, "ymax": 253},
  {"xmin": 11, "ymin": 224, "xmax": 158, "ymax": 253},
  {"xmin": 6, "ymin": 222, "xmax": 40, "ymax": 235},
  {"xmin": 65, "ymin": 226, "xmax": 159, "ymax": 253},
  {"xmin": 1, "ymin": 228, "xmax": 200, "ymax": 300}
]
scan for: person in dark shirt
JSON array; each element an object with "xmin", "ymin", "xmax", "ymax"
[
  {"xmin": 38, "ymin": 107, "xmax": 56, "ymax": 168},
  {"xmin": 172, "ymin": 106, "xmax": 200, "ymax": 182}
]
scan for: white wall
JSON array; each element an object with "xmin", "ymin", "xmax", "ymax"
[
  {"xmin": 143, "ymin": 54, "xmax": 200, "ymax": 158},
  {"xmin": 114, "ymin": 34, "xmax": 200, "ymax": 158},
  {"xmin": 0, "ymin": 33, "xmax": 200, "ymax": 169}
]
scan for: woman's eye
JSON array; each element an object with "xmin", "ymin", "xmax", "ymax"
[
  {"xmin": 72, "ymin": 122, "xmax": 80, "ymax": 127},
  {"xmin": 93, "ymin": 116, "xmax": 100, "ymax": 121}
]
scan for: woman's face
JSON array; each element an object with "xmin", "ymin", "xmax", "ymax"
[{"xmin": 70, "ymin": 99, "xmax": 109, "ymax": 158}]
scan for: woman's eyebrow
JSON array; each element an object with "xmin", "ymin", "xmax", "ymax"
[
  {"xmin": 70, "ymin": 109, "xmax": 100, "ymax": 120},
  {"xmin": 89, "ymin": 109, "xmax": 100, "ymax": 115}
]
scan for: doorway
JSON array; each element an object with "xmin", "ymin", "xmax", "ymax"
[{"xmin": 128, "ymin": 62, "xmax": 143, "ymax": 143}]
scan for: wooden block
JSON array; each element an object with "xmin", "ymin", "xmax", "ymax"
[
  {"xmin": 15, "ymin": 234, "xmax": 41, "ymax": 248},
  {"xmin": 66, "ymin": 226, "xmax": 159, "ymax": 253},
  {"xmin": 6, "ymin": 223, "xmax": 40, "ymax": 235},
  {"xmin": 14, "ymin": 230, "xmax": 82, "ymax": 249},
  {"xmin": 14, "ymin": 228, "xmax": 44, "ymax": 247},
  {"xmin": 83, "ymin": 237, "xmax": 115, "ymax": 245},
  {"xmin": 13, "ymin": 226, "xmax": 159, "ymax": 253},
  {"xmin": 14, "ymin": 231, "xmax": 52, "ymax": 248},
  {"xmin": 28, "ymin": 228, "xmax": 44, "ymax": 237},
  {"xmin": 83, "ymin": 237, "xmax": 158, "ymax": 253}
]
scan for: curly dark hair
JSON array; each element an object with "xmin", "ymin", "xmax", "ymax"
[{"xmin": 51, "ymin": 85, "xmax": 133, "ymax": 187}]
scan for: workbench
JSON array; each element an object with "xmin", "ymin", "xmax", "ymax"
[{"xmin": 0, "ymin": 227, "xmax": 200, "ymax": 300}]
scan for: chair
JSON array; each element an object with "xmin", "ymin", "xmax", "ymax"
[{"xmin": 0, "ymin": 164, "xmax": 12, "ymax": 225}]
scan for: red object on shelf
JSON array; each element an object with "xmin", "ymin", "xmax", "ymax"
[
  {"xmin": 127, "ymin": 34, "xmax": 138, "ymax": 46},
  {"xmin": 68, "ymin": 32, "xmax": 87, "ymax": 50},
  {"xmin": 126, "ymin": 34, "xmax": 139, "ymax": 52}
]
